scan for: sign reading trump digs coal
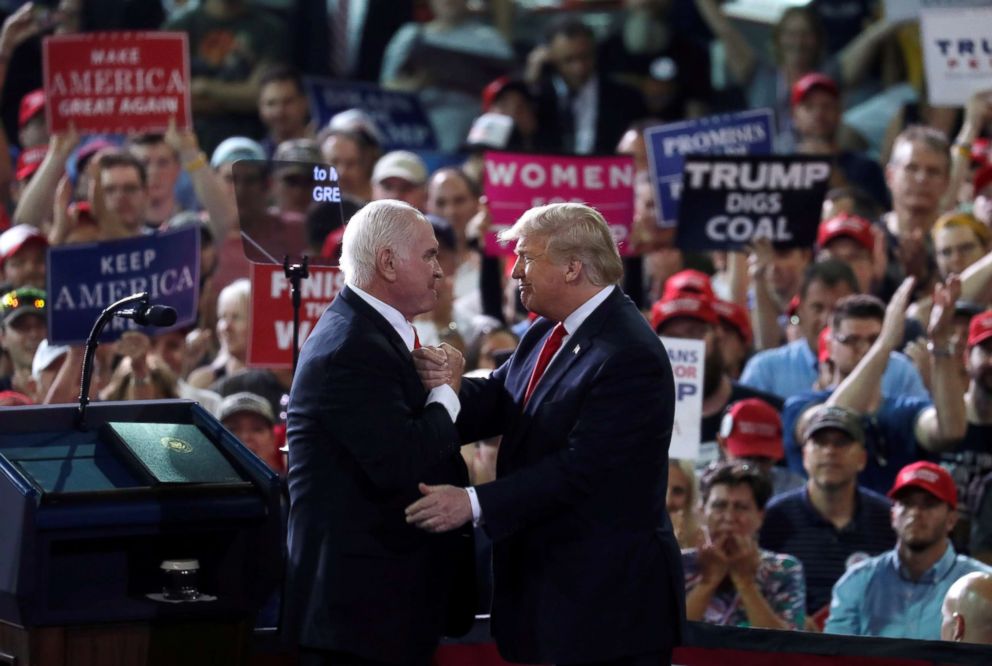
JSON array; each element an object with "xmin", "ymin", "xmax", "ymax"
[
  {"xmin": 43, "ymin": 32, "xmax": 191, "ymax": 134},
  {"xmin": 676, "ymin": 155, "xmax": 831, "ymax": 252}
]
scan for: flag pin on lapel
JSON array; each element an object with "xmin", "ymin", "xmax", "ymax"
[{"xmin": 573, "ymin": 344, "xmax": 580, "ymax": 354}]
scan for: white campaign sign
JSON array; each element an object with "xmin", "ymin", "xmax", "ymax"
[
  {"xmin": 921, "ymin": 7, "xmax": 992, "ymax": 106},
  {"xmin": 884, "ymin": 0, "xmax": 991, "ymax": 24},
  {"xmin": 660, "ymin": 336, "xmax": 705, "ymax": 461}
]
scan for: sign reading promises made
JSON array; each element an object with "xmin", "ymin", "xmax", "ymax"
[{"xmin": 676, "ymin": 155, "xmax": 831, "ymax": 252}]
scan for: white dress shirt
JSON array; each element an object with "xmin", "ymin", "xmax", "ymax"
[{"xmin": 553, "ymin": 74, "xmax": 599, "ymax": 155}]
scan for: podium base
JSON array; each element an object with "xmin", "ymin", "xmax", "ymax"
[{"xmin": 0, "ymin": 619, "xmax": 250, "ymax": 666}]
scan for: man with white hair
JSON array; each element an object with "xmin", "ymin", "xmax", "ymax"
[
  {"xmin": 285, "ymin": 199, "xmax": 475, "ymax": 665},
  {"xmin": 942, "ymin": 572, "xmax": 992, "ymax": 644}
]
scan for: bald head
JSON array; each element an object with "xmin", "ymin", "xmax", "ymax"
[{"xmin": 941, "ymin": 572, "xmax": 992, "ymax": 644}]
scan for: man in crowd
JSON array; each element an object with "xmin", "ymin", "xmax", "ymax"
[
  {"xmin": 717, "ymin": 398, "xmax": 804, "ymax": 496},
  {"xmin": 742, "ymin": 260, "xmax": 927, "ymax": 400},
  {"xmin": 371, "ymin": 150, "xmax": 428, "ymax": 211},
  {"xmin": 816, "ymin": 213, "xmax": 877, "ymax": 296},
  {"xmin": 528, "ymin": 18, "xmax": 647, "ymax": 155},
  {"xmin": 405, "ymin": 203, "xmax": 685, "ymax": 665},
  {"xmin": 318, "ymin": 128, "xmax": 376, "ymax": 204},
  {"xmin": 0, "ymin": 287, "xmax": 46, "ymax": 396},
  {"xmin": 286, "ymin": 200, "xmax": 474, "ymax": 665},
  {"xmin": 826, "ymin": 461, "xmax": 992, "ymax": 640},
  {"xmin": 0, "ymin": 224, "xmax": 46, "ymax": 290},
  {"xmin": 953, "ymin": 312, "xmax": 992, "ymax": 562},
  {"xmin": 257, "ymin": 66, "xmax": 313, "ymax": 158},
  {"xmin": 942, "ymin": 572, "xmax": 992, "ymax": 644},
  {"xmin": 760, "ymin": 405, "xmax": 895, "ymax": 624},
  {"xmin": 218, "ymin": 391, "xmax": 283, "ymax": 474}
]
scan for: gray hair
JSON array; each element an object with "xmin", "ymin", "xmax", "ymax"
[
  {"xmin": 498, "ymin": 203, "xmax": 623, "ymax": 286},
  {"xmin": 218, "ymin": 277, "xmax": 251, "ymax": 312},
  {"xmin": 340, "ymin": 200, "xmax": 426, "ymax": 288}
]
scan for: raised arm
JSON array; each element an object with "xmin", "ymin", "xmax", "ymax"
[
  {"xmin": 164, "ymin": 118, "xmax": 236, "ymax": 239},
  {"xmin": 693, "ymin": 0, "xmax": 757, "ymax": 87}
]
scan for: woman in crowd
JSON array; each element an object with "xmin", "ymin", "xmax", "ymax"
[
  {"xmin": 187, "ymin": 278, "xmax": 251, "ymax": 390},
  {"xmin": 683, "ymin": 461, "xmax": 806, "ymax": 629}
]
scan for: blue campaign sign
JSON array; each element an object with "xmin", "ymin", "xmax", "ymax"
[
  {"xmin": 645, "ymin": 108, "xmax": 774, "ymax": 228},
  {"xmin": 46, "ymin": 226, "xmax": 200, "ymax": 345},
  {"xmin": 303, "ymin": 77, "xmax": 437, "ymax": 151}
]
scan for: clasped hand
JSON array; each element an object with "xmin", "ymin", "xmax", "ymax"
[
  {"xmin": 405, "ymin": 483, "xmax": 472, "ymax": 533},
  {"xmin": 698, "ymin": 532, "xmax": 761, "ymax": 585},
  {"xmin": 412, "ymin": 342, "xmax": 464, "ymax": 392}
]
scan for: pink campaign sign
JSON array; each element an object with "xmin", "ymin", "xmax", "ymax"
[{"xmin": 482, "ymin": 151, "xmax": 636, "ymax": 257}]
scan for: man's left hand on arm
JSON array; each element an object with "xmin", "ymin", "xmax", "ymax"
[{"xmin": 405, "ymin": 483, "xmax": 472, "ymax": 533}]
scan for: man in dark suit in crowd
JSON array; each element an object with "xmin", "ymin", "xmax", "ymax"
[
  {"xmin": 527, "ymin": 18, "xmax": 648, "ymax": 155},
  {"xmin": 286, "ymin": 199, "xmax": 474, "ymax": 666},
  {"xmin": 406, "ymin": 203, "xmax": 685, "ymax": 665}
]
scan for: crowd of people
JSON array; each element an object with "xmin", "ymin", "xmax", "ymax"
[{"xmin": 2, "ymin": 0, "xmax": 992, "ymax": 657}]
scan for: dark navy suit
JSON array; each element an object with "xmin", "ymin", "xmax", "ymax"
[
  {"xmin": 285, "ymin": 286, "xmax": 474, "ymax": 665},
  {"xmin": 458, "ymin": 287, "xmax": 686, "ymax": 664}
]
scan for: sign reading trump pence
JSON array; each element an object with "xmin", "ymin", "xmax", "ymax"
[
  {"xmin": 660, "ymin": 336, "xmax": 705, "ymax": 461},
  {"xmin": 248, "ymin": 264, "xmax": 345, "ymax": 369},
  {"xmin": 677, "ymin": 155, "xmax": 830, "ymax": 252},
  {"xmin": 46, "ymin": 226, "xmax": 199, "ymax": 345},
  {"xmin": 43, "ymin": 31, "xmax": 191, "ymax": 134},
  {"xmin": 644, "ymin": 109, "xmax": 773, "ymax": 229},
  {"xmin": 921, "ymin": 7, "xmax": 992, "ymax": 106},
  {"xmin": 482, "ymin": 151, "xmax": 635, "ymax": 257}
]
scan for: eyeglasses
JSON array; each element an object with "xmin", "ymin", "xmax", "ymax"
[{"xmin": 832, "ymin": 331, "xmax": 879, "ymax": 351}]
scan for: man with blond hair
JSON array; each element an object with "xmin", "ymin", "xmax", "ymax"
[{"xmin": 406, "ymin": 203, "xmax": 685, "ymax": 665}]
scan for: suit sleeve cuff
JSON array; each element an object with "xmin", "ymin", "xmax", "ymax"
[
  {"xmin": 427, "ymin": 383, "xmax": 460, "ymax": 422},
  {"xmin": 466, "ymin": 486, "xmax": 483, "ymax": 527}
]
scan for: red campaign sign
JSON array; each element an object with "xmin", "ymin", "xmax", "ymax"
[
  {"xmin": 482, "ymin": 151, "xmax": 636, "ymax": 258},
  {"xmin": 42, "ymin": 31, "xmax": 192, "ymax": 134},
  {"xmin": 247, "ymin": 263, "xmax": 344, "ymax": 369}
]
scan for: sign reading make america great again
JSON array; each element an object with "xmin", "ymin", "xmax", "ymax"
[
  {"xmin": 677, "ymin": 155, "xmax": 831, "ymax": 252},
  {"xmin": 43, "ymin": 32, "xmax": 192, "ymax": 134},
  {"xmin": 46, "ymin": 226, "xmax": 199, "ymax": 346},
  {"xmin": 482, "ymin": 151, "xmax": 636, "ymax": 257}
]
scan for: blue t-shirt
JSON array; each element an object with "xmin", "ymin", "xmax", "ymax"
[
  {"xmin": 740, "ymin": 339, "xmax": 928, "ymax": 402},
  {"xmin": 781, "ymin": 389, "xmax": 934, "ymax": 495}
]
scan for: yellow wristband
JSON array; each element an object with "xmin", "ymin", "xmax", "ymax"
[{"xmin": 184, "ymin": 153, "xmax": 208, "ymax": 173}]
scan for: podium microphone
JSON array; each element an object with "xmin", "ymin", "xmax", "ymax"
[{"xmin": 76, "ymin": 292, "xmax": 177, "ymax": 429}]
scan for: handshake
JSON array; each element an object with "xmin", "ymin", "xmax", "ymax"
[{"xmin": 413, "ymin": 342, "xmax": 465, "ymax": 393}]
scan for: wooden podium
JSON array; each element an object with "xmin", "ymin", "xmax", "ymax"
[{"xmin": 0, "ymin": 401, "xmax": 283, "ymax": 666}]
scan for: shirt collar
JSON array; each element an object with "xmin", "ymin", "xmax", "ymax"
[
  {"xmin": 349, "ymin": 283, "xmax": 417, "ymax": 351},
  {"xmin": 561, "ymin": 286, "xmax": 614, "ymax": 338},
  {"xmin": 893, "ymin": 541, "xmax": 957, "ymax": 583}
]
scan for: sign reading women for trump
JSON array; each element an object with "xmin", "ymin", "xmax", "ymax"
[
  {"xmin": 46, "ymin": 227, "xmax": 199, "ymax": 345},
  {"xmin": 677, "ymin": 156, "xmax": 831, "ymax": 252},
  {"xmin": 43, "ymin": 32, "xmax": 191, "ymax": 134},
  {"xmin": 482, "ymin": 151, "xmax": 636, "ymax": 257},
  {"xmin": 247, "ymin": 263, "xmax": 344, "ymax": 368},
  {"xmin": 921, "ymin": 7, "xmax": 992, "ymax": 106},
  {"xmin": 644, "ymin": 109, "xmax": 773, "ymax": 229},
  {"xmin": 660, "ymin": 336, "xmax": 705, "ymax": 461}
]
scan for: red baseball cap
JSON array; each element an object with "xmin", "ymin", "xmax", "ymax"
[
  {"xmin": 818, "ymin": 326, "xmax": 831, "ymax": 364},
  {"xmin": 650, "ymin": 294, "xmax": 718, "ymax": 332},
  {"xmin": 974, "ymin": 164, "xmax": 992, "ymax": 196},
  {"xmin": 887, "ymin": 461, "xmax": 957, "ymax": 509},
  {"xmin": 712, "ymin": 299, "xmax": 753, "ymax": 347},
  {"xmin": 973, "ymin": 138, "xmax": 990, "ymax": 166},
  {"xmin": 662, "ymin": 269, "xmax": 716, "ymax": 302},
  {"xmin": 15, "ymin": 145, "xmax": 47, "ymax": 182},
  {"xmin": 719, "ymin": 398, "xmax": 784, "ymax": 461},
  {"xmin": 791, "ymin": 73, "xmax": 839, "ymax": 108},
  {"xmin": 817, "ymin": 213, "xmax": 875, "ymax": 253},
  {"xmin": 18, "ymin": 89, "xmax": 45, "ymax": 128},
  {"xmin": 481, "ymin": 76, "xmax": 531, "ymax": 112},
  {"xmin": 0, "ymin": 224, "xmax": 47, "ymax": 268},
  {"xmin": 969, "ymin": 311, "xmax": 992, "ymax": 348}
]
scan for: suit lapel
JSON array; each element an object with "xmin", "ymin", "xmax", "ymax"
[{"xmin": 338, "ymin": 286, "xmax": 418, "ymax": 378}]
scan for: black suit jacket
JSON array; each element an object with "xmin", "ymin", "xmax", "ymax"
[
  {"xmin": 533, "ymin": 73, "xmax": 648, "ymax": 155},
  {"xmin": 458, "ymin": 287, "xmax": 686, "ymax": 664},
  {"xmin": 285, "ymin": 286, "xmax": 474, "ymax": 664}
]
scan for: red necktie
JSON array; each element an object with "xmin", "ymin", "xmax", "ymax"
[
  {"xmin": 523, "ymin": 323, "xmax": 567, "ymax": 404},
  {"xmin": 412, "ymin": 327, "xmax": 421, "ymax": 350}
]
